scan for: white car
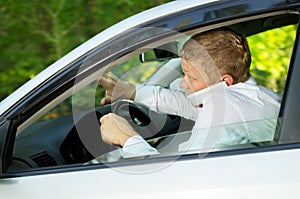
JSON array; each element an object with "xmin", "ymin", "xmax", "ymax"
[{"xmin": 1, "ymin": 0, "xmax": 300, "ymax": 198}]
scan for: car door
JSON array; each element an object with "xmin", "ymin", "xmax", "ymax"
[{"xmin": 1, "ymin": 1, "xmax": 300, "ymax": 199}]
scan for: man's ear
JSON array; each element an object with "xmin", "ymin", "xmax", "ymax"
[{"xmin": 221, "ymin": 74, "xmax": 234, "ymax": 86}]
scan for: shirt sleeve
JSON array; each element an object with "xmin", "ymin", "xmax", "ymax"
[
  {"xmin": 122, "ymin": 135, "xmax": 159, "ymax": 158},
  {"xmin": 134, "ymin": 85, "xmax": 198, "ymax": 121}
]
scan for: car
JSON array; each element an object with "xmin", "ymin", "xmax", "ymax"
[{"xmin": 1, "ymin": 0, "xmax": 300, "ymax": 198}]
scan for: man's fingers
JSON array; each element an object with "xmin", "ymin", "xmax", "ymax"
[
  {"xmin": 105, "ymin": 72, "xmax": 120, "ymax": 82},
  {"xmin": 100, "ymin": 114, "xmax": 116, "ymax": 145},
  {"xmin": 98, "ymin": 72, "xmax": 119, "ymax": 87},
  {"xmin": 99, "ymin": 113, "xmax": 110, "ymax": 124},
  {"xmin": 100, "ymin": 96, "xmax": 112, "ymax": 106},
  {"xmin": 98, "ymin": 76, "xmax": 115, "ymax": 88},
  {"xmin": 100, "ymin": 98, "xmax": 105, "ymax": 106},
  {"xmin": 100, "ymin": 124, "xmax": 111, "ymax": 145},
  {"xmin": 99, "ymin": 113, "xmax": 115, "ymax": 123}
]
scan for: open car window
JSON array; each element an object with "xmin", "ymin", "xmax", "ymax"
[{"xmin": 8, "ymin": 15, "xmax": 298, "ymax": 173}]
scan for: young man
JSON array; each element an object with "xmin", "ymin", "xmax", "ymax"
[{"xmin": 98, "ymin": 27, "xmax": 280, "ymax": 158}]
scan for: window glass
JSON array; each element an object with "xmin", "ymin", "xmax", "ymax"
[
  {"xmin": 91, "ymin": 24, "xmax": 298, "ymax": 163},
  {"xmin": 10, "ymin": 52, "xmax": 170, "ymax": 171},
  {"xmin": 112, "ymin": 56, "xmax": 166, "ymax": 84},
  {"xmin": 89, "ymin": 118, "xmax": 278, "ymax": 165},
  {"xmin": 37, "ymin": 56, "xmax": 165, "ymax": 122}
]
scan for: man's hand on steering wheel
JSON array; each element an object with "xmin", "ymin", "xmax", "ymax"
[
  {"xmin": 98, "ymin": 72, "xmax": 136, "ymax": 105},
  {"xmin": 99, "ymin": 113, "xmax": 138, "ymax": 147}
]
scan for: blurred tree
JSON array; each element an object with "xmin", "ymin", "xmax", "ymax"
[
  {"xmin": 0, "ymin": 0, "xmax": 172, "ymax": 101},
  {"xmin": 248, "ymin": 25, "xmax": 297, "ymax": 94}
]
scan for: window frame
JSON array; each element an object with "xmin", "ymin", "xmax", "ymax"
[{"xmin": 278, "ymin": 23, "xmax": 300, "ymax": 144}]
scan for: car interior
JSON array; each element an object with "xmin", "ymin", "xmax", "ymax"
[{"xmin": 7, "ymin": 11, "xmax": 299, "ymax": 173}]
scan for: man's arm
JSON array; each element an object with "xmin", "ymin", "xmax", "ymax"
[
  {"xmin": 135, "ymin": 85, "xmax": 198, "ymax": 121},
  {"xmin": 98, "ymin": 72, "xmax": 198, "ymax": 120},
  {"xmin": 99, "ymin": 113, "xmax": 159, "ymax": 158}
]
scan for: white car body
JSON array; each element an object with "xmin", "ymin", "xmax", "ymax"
[{"xmin": 1, "ymin": 148, "xmax": 299, "ymax": 199}]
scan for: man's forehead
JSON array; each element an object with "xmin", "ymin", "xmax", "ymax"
[{"xmin": 182, "ymin": 61, "xmax": 204, "ymax": 78}]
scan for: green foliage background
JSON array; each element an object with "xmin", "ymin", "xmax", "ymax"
[
  {"xmin": 0, "ymin": 0, "xmax": 172, "ymax": 101},
  {"xmin": 0, "ymin": 0, "xmax": 297, "ymax": 101},
  {"xmin": 248, "ymin": 25, "xmax": 297, "ymax": 94}
]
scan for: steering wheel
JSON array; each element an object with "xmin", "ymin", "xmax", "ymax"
[
  {"xmin": 65, "ymin": 100, "xmax": 190, "ymax": 163},
  {"xmin": 66, "ymin": 100, "xmax": 163, "ymax": 162},
  {"xmin": 111, "ymin": 99, "xmax": 195, "ymax": 140},
  {"xmin": 112, "ymin": 100, "xmax": 162, "ymax": 140}
]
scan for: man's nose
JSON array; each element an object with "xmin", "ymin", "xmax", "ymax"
[{"xmin": 180, "ymin": 77, "xmax": 188, "ymax": 89}]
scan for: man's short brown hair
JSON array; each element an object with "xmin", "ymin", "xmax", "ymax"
[{"xmin": 182, "ymin": 27, "xmax": 251, "ymax": 84}]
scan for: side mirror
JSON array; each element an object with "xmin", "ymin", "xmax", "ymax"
[{"xmin": 140, "ymin": 42, "xmax": 180, "ymax": 62}]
